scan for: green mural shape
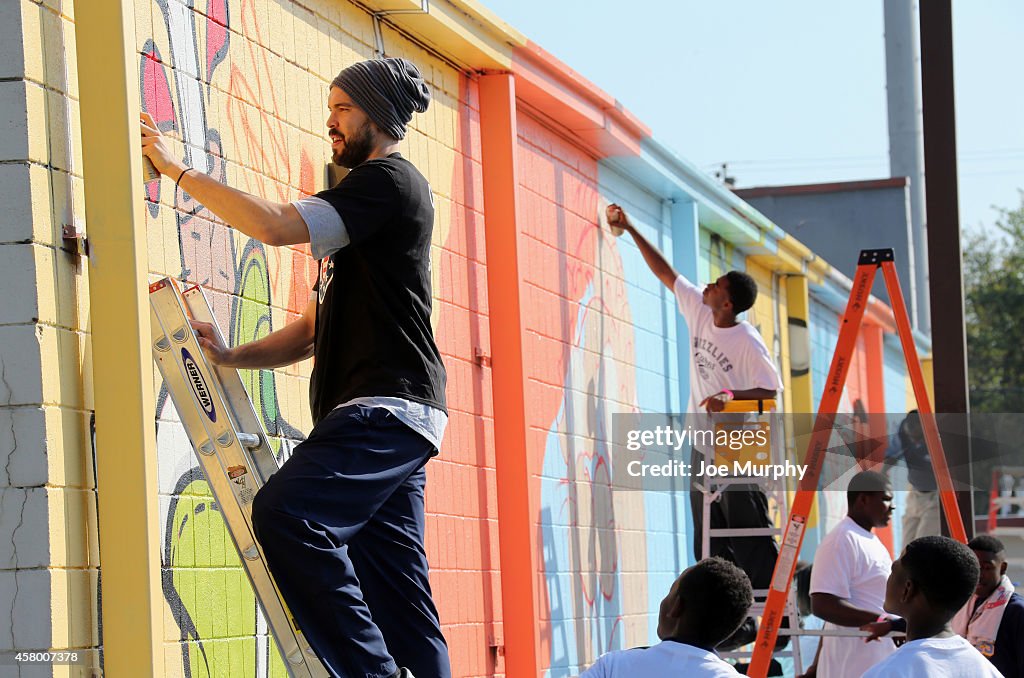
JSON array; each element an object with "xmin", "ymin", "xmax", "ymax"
[
  {"xmin": 233, "ymin": 240, "xmax": 285, "ymax": 459},
  {"xmin": 165, "ymin": 239, "xmax": 293, "ymax": 677},
  {"xmin": 168, "ymin": 478, "xmax": 288, "ymax": 677}
]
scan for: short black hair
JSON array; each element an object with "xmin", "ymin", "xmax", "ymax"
[
  {"xmin": 846, "ymin": 469, "xmax": 890, "ymax": 506},
  {"xmin": 677, "ymin": 557, "xmax": 753, "ymax": 646},
  {"xmin": 901, "ymin": 536, "xmax": 980, "ymax": 614},
  {"xmin": 968, "ymin": 534, "xmax": 1006, "ymax": 556},
  {"xmin": 724, "ymin": 270, "xmax": 758, "ymax": 313}
]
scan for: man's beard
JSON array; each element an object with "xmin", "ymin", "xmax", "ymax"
[{"xmin": 331, "ymin": 121, "xmax": 375, "ymax": 168}]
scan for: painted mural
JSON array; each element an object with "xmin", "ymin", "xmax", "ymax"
[
  {"xmin": 540, "ymin": 229, "xmax": 643, "ymax": 674},
  {"xmin": 513, "ymin": 128, "xmax": 658, "ymax": 675},
  {"xmin": 133, "ymin": 1, "xmax": 494, "ymax": 674},
  {"xmin": 141, "ymin": 0, "xmax": 316, "ymax": 674}
]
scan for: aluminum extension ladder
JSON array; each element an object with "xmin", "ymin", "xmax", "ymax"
[
  {"xmin": 149, "ymin": 277, "xmax": 330, "ymax": 677},
  {"xmin": 696, "ymin": 399, "xmax": 806, "ymax": 675}
]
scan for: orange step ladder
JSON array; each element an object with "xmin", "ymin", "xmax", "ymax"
[{"xmin": 746, "ymin": 248, "xmax": 968, "ymax": 677}]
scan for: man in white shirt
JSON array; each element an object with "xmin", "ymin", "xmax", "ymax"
[
  {"xmin": 807, "ymin": 470, "xmax": 898, "ymax": 677},
  {"xmin": 863, "ymin": 535, "xmax": 1002, "ymax": 677},
  {"xmin": 580, "ymin": 557, "xmax": 753, "ymax": 676},
  {"xmin": 606, "ymin": 204, "xmax": 783, "ymax": 605}
]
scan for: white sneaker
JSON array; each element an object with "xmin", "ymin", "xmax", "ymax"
[{"xmin": 398, "ymin": 670, "xmax": 415, "ymax": 678}]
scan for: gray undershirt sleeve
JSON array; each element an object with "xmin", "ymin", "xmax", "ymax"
[{"xmin": 292, "ymin": 195, "xmax": 350, "ymax": 260}]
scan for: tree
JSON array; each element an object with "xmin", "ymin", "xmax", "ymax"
[
  {"xmin": 964, "ymin": 192, "xmax": 1024, "ymax": 413},
  {"xmin": 963, "ymin": 193, "xmax": 1024, "ymax": 511}
]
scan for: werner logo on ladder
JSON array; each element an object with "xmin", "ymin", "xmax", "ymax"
[{"xmin": 746, "ymin": 249, "xmax": 968, "ymax": 677}]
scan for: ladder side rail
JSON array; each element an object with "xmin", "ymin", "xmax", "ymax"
[
  {"xmin": 150, "ymin": 290, "xmax": 307, "ymax": 674},
  {"xmin": 879, "ymin": 260, "xmax": 967, "ymax": 543},
  {"xmin": 746, "ymin": 262, "xmax": 879, "ymax": 678},
  {"xmin": 989, "ymin": 468, "xmax": 1000, "ymax": 533}
]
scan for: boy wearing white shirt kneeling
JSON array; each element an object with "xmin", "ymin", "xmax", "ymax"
[
  {"xmin": 580, "ymin": 557, "xmax": 753, "ymax": 677},
  {"xmin": 863, "ymin": 536, "xmax": 1003, "ymax": 677}
]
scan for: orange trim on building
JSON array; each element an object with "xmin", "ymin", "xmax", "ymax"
[
  {"xmin": 509, "ymin": 41, "xmax": 650, "ymax": 158},
  {"xmin": 478, "ymin": 72, "xmax": 540, "ymax": 676}
]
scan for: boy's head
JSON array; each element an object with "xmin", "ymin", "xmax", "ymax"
[
  {"xmin": 884, "ymin": 536, "xmax": 980, "ymax": 626},
  {"xmin": 969, "ymin": 534, "xmax": 1008, "ymax": 599},
  {"xmin": 846, "ymin": 470, "xmax": 894, "ymax": 529},
  {"xmin": 702, "ymin": 271, "xmax": 758, "ymax": 316},
  {"xmin": 658, "ymin": 556, "xmax": 753, "ymax": 648}
]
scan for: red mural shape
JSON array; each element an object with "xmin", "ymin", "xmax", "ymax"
[
  {"xmin": 206, "ymin": 0, "xmax": 229, "ymax": 81},
  {"xmin": 141, "ymin": 41, "xmax": 176, "ymax": 211}
]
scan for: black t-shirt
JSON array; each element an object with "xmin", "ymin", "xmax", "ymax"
[{"xmin": 309, "ymin": 153, "xmax": 446, "ymax": 424}]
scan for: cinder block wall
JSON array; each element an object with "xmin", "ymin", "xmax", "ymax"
[{"xmin": 0, "ymin": 0, "xmax": 102, "ymax": 674}]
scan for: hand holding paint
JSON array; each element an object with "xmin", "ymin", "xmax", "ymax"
[
  {"xmin": 140, "ymin": 111, "xmax": 184, "ymax": 179},
  {"xmin": 142, "ymin": 155, "xmax": 159, "ymax": 183},
  {"xmin": 605, "ymin": 203, "xmax": 629, "ymax": 237}
]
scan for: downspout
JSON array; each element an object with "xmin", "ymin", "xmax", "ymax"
[{"xmin": 370, "ymin": 0, "xmax": 430, "ymax": 58}]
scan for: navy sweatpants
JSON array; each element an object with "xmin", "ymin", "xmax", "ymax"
[
  {"xmin": 689, "ymin": 445, "xmax": 779, "ymax": 591},
  {"xmin": 250, "ymin": 404, "xmax": 451, "ymax": 678}
]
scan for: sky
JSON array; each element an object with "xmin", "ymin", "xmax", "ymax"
[{"xmin": 479, "ymin": 0, "xmax": 1024, "ymax": 237}]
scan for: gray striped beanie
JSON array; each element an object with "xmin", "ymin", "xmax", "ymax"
[{"xmin": 331, "ymin": 58, "xmax": 430, "ymax": 140}]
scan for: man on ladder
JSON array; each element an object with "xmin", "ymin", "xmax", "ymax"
[
  {"xmin": 606, "ymin": 205, "xmax": 783, "ymax": 646},
  {"xmin": 142, "ymin": 58, "xmax": 449, "ymax": 678}
]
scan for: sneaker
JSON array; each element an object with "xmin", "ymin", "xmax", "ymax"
[{"xmin": 397, "ymin": 670, "xmax": 416, "ymax": 678}]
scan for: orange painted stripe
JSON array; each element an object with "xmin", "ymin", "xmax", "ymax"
[{"xmin": 478, "ymin": 72, "xmax": 540, "ymax": 676}]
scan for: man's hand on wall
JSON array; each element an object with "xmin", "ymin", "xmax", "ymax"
[
  {"xmin": 140, "ymin": 112, "xmax": 185, "ymax": 178},
  {"xmin": 605, "ymin": 203, "xmax": 634, "ymax": 235}
]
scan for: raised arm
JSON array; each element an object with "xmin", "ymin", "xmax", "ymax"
[
  {"xmin": 191, "ymin": 296, "xmax": 317, "ymax": 370},
  {"xmin": 141, "ymin": 113, "xmax": 309, "ymax": 247},
  {"xmin": 606, "ymin": 204, "xmax": 679, "ymax": 290}
]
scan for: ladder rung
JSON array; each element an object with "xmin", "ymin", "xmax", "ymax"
[
  {"xmin": 990, "ymin": 497, "xmax": 1024, "ymax": 506},
  {"xmin": 698, "ymin": 476, "xmax": 775, "ymax": 489},
  {"xmin": 708, "ymin": 527, "xmax": 781, "ymax": 537},
  {"xmin": 237, "ymin": 432, "xmax": 262, "ymax": 449},
  {"xmin": 795, "ymin": 628, "xmax": 902, "ymax": 638}
]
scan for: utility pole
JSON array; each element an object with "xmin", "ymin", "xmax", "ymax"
[{"xmin": 919, "ymin": 0, "xmax": 974, "ymax": 538}]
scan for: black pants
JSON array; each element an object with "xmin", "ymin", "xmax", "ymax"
[
  {"xmin": 251, "ymin": 404, "xmax": 451, "ymax": 678},
  {"xmin": 689, "ymin": 446, "xmax": 780, "ymax": 592}
]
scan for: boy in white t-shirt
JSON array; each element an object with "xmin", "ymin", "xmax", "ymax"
[
  {"xmin": 863, "ymin": 536, "xmax": 1003, "ymax": 677},
  {"xmin": 807, "ymin": 470, "xmax": 900, "ymax": 676},
  {"xmin": 606, "ymin": 204, "xmax": 783, "ymax": 607},
  {"xmin": 580, "ymin": 557, "xmax": 753, "ymax": 677}
]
